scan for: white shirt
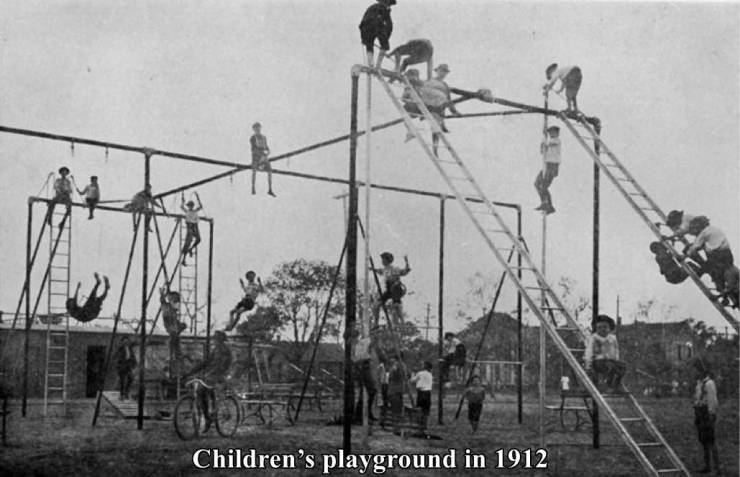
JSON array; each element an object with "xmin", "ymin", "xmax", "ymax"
[
  {"xmin": 671, "ymin": 213, "xmax": 696, "ymax": 236},
  {"xmin": 692, "ymin": 225, "xmax": 730, "ymax": 253},
  {"xmin": 411, "ymin": 370, "xmax": 433, "ymax": 391},
  {"xmin": 560, "ymin": 376, "xmax": 570, "ymax": 391},
  {"xmin": 184, "ymin": 209, "xmax": 199, "ymax": 224},
  {"xmin": 242, "ymin": 281, "xmax": 261, "ymax": 300},
  {"xmin": 694, "ymin": 377, "xmax": 718, "ymax": 414},
  {"xmin": 544, "ymin": 65, "xmax": 578, "ymax": 91},
  {"xmin": 541, "ymin": 137, "xmax": 561, "ymax": 164},
  {"xmin": 584, "ymin": 333, "xmax": 620, "ymax": 366}
]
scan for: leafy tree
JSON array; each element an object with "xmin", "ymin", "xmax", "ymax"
[
  {"xmin": 264, "ymin": 259, "xmax": 345, "ymax": 363},
  {"xmin": 235, "ymin": 305, "xmax": 284, "ymax": 342}
]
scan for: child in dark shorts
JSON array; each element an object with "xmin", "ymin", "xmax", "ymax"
[
  {"xmin": 66, "ymin": 273, "xmax": 109, "ymax": 323},
  {"xmin": 226, "ymin": 271, "xmax": 264, "ymax": 331},
  {"xmin": 359, "ymin": 0, "xmax": 395, "ymax": 70},
  {"xmin": 464, "ymin": 375, "xmax": 486, "ymax": 432}
]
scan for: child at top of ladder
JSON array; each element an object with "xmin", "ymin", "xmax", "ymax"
[
  {"xmin": 534, "ymin": 125, "xmax": 561, "ymax": 215},
  {"xmin": 250, "ymin": 122, "xmax": 275, "ymax": 197},
  {"xmin": 371, "ymin": 252, "xmax": 411, "ymax": 327},
  {"xmin": 543, "ymin": 63, "xmax": 582, "ymax": 113},
  {"xmin": 683, "ymin": 216, "xmax": 735, "ymax": 302},
  {"xmin": 389, "ymin": 39, "xmax": 433, "ymax": 80},
  {"xmin": 76, "ymin": 175, "xmax": 100, "ymax": 220},
  {"xmin": 225, "ymin": 270, "xmax": 264, "ymax": 332},
  {"xmin": 180, "ymin": 192, "xmax": 203, "ymax": 266},
  {"xmin": 585, "ymin": 314, "xmax": 626, "ymax": 394},
  {"xmin": 401, "ymin": 69, "xmax": 449, "ymax": 143},
  {"xmin": 66, "ymin": 272, "xmax": 110, "ymax": 323},
  {"xmin": 44, "ymin": 166, "xmax": 73, "ymax": 229},
  {"xmin": 359, "ymin": 0, "xmax": 395, "ymax": 70}
]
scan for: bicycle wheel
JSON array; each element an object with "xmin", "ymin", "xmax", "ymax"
[
  {"xmin": 215, "ymin": 396, "xmax": 241, "ymax": 437},
  {"xmin": 174, "ymin": 395, "xmax": 202, "ymax": 440}
]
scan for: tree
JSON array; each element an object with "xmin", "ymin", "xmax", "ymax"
[
  {"xmin": 264, "ymin": 259, "xmax": 345, "ymax": 363},
  {"xmin": 235, "ymin": 305, "xmax": 284, "ymax": 342}
]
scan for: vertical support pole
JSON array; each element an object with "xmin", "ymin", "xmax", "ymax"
[
  {"xmin": 344, "ymin": 69, "xmax": 360, "ymax": 453},
  {"xmin": 206, "ymin": 219, "xmax": 214, "ymax": 360},
  {"xmin": 437, "ymin": 196, "xmax": 445, "ymax": 425},
  {"xmin": 138, "ymin": 152, "xmax": 151, "ymax": 430},
  {"xmin": 361, "ymin": 67, "xmax": 372, "ymax": 440},
  {"xmin": 591, "ymin": 119, "xmax": 602, "ymax": 449},
  {"xmin": 539, "ymin": 213, "xmax": 547, "ymax": 448},
  {"xmin": 516, "ymin": 206, "xmax": 523, "ymax": 424},
  {"xmin": 22, "ymin": 199, "xmax": 33, "ymax": 417}
]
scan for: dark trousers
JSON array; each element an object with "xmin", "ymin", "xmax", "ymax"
[
  {"xmin": 381, "ymin": 383, "xmax": 389, "ymax": 408},
  {"xmin": 85, "ymin": 197, "xmax": 99, "ymax": 218},
  {"xmin": 353, "ymin": 360, "xmax": 377, "ymax": 421},
  {"xmin": 705, "ymin": 248, "xmax": 734, "ymax": 292},
  {"xmin": 182, "ymin": 223, "xmax": 201, "ymax": 255},
  {"xmin": 590, "ymin": 359, "xmax": 626, "ymax": 389},
  {"xmin": 535, "ymin": 163, "xmax": 559, "ymax": 207},
  {"xmin": 694, "ymin": 406, "xmax": 719, "ymax": 471},
  {"xmin": 416, "ymin": 390, "xmax": 431, "ymax": 430},
  {"xmin": 118, "ymin": 370, "xmax": 133, "ymax": 399}
]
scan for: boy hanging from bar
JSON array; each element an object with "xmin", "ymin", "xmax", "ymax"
[
  {"xmin": 66, "ymin": 273, "xmax": 110, "ymax": 323},
  {"xmin": 389, "ymin": 39, "xmax": 433, "ymax": 80},
  {"xmin": 180, "ymin": 192, "xmax": 203, "ymax": 266},
  {"xmin": 160, "ymin": 286, "xmax": 188, "ymax": 369},
  {"xmin": 534, "ymin": 125, "xmax": 561, "ymax": 215},
  {"xmin": 543, "ymin": 63, "xmax": 582, "ymax": 114},
  {"xmin": 44, "ymin": 166, "xmax": 73, "ymax": 229},
  {"xmin": 371, "ymin": 252, "xmax": 411, "ymax": 327},
  {"xmin": 225, "ymin": 270, "xmax": 264, "ymax": 332},
  {"xmin": 250, "ymin": 122, "xmax": 275, "ymax": 197},
  {"xmin": 75, "ymin": 175, "xmax": 100, "ymax": 220},
  {"xmin": 123, "ymin": 184, "xmax": 162, "ymax": 232},
  {"xmin": 359, "ymin": 0, "xmax": 395, "ymax": 71}
]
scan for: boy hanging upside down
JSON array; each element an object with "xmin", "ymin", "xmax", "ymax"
[
  {"xmin": 66, "ymin": 273, "xmax": 110, "ymax": 323},
  {"xmin": 372, "ymin": 252, "xmax": 411, "ymax": 327},
  {"xmin": 225, "ymin": 271, "xmax": 264, "ymax": 332}
]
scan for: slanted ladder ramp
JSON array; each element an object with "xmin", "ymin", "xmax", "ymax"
[
  {"xmin": 44, "ymin": 208, "xmax": 72, "ymax": 415},
  {"xmin": 372, "ymin": 69, "xmax": 688, "ymax": 476},
  {"xmin": 560, "ymin": 115, "xmax": 738, "ymax": 331}
]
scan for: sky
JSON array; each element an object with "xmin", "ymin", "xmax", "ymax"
[{"xmin": 0, "ymin": 1, "xmax": 738, "ymax": 337}]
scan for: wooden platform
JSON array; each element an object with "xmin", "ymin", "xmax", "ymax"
[{"xmin": 101, "ymin": 391, "xmax": 154, "ymax": 419}]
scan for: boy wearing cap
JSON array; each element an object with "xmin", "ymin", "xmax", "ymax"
[
  {"xmin": 180, "ymin": 192, "xmax": 203, "ymax": 266},
  {"xmin": 535, "ymin": 125, "xmax": 561, "ymax": 215},
  {"xmin": 45, "ymin": 166, "xmax": 73, "ymax": 228},
  {"xmin": 359, "ymin": 0, "xmax": 395, "ymax": 70},
  {"xmin": 371, "ymin": 252, "xmax": 411, "ymax": 326},
  {"xmin": 76, "ymin": 175, "xmax": 100, "ymax": 220},
  {"xmin": 424, "ymin": 64, "xmax": 461, "ymax": 155},
  {"xmin": 250, "ymin": 122, "xmax": 275, "ymax": 197},
  {"xmin": 389, "ymin": 39, "xmax": 433, "ymax": 80},
  {"xmin": 584, "ymin": 314, "xmax": 626, "ymax": 393},
  {"xmin": 684, "ymin": 216, "xmax": 735, "ymax": 298},
  {"xmin": 543, "ymin": 63, "xmax": 582, "ymax": 113}
]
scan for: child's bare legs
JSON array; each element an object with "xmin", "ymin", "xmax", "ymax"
[
  {"xmin": 265, "ymin": 162, "xmax": 275, "ymax": 197},
  {"xmin": 225, "ymin": 308, "xmax": 243, "ymax": 332},
  {"xmin": 99, "ymin": 276, "xmax": 110, "ymax": 301},
  {"xmin": 432, "ymin": 133, "xmax": 440, "ymax": 157},
  {"xmin": 251, "ymin": 167, "xmax": 257, "ymax": 195},
  {"xmin": 365, "ymin": 48, "xmax": 374, "ymax": 69},
  {"xmin": 375, "ymin": 50, "xmax": 386, "ymax": 70}
]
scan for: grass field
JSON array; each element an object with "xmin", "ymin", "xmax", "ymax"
[{"xmin": 0, "ymin": 393, "xmax": 736, "ymax": 476}]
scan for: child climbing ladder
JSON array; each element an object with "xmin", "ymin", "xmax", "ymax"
[
  {"xmin": 372, "ymin": 252, "xmax": 411, "ymax": 327},
  {"xmin": 180, "ymin": 192, "xmax": 203, "ymax": 266}
]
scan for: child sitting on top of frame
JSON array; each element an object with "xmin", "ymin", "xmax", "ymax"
[{"xmin": 584, "ymin": 314, "xmax": 626, "ymax": 394}]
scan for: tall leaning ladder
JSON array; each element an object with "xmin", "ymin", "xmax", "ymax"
[
  {"xmin": 44, "ymin": 208, "xmax": 72, "ymax": 415},
  {"xmin": 560, "ymin": 116, "xmax": 739, "ymax": 331},
  {"xmin": 373, "ymin": 70, "xmax": 689, "ymax": 476}
]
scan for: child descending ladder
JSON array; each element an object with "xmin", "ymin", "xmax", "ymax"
[
  {"xmin": 369, "ymin": 66, "xmax": 690, "ymax": 476},
  {"xmin": 44, "ymin": 206, "xmax": 72, "ymax": 416}
]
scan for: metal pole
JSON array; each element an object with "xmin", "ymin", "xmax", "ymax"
[
  {"xmin": 206, "ymin": 219, "xmax": 214, "ymax": 359},
  {"xmin": 21, "ymin": 200, "xmax": 32, "ymax": 416},
  {"xmin": 362, "ymin": 67, "xmax": 372, "ymax": 438},
  {"xmin": 516, "ymin": 207, "xmax": 523, "ymax": 424},
  {"xmin": 137, "ymin": 152, "xmax": 151, "ymax": 430},
  {"xmin": 592, "ymin": 120, "xmax": 602, "ymax": 449},
  {"xmin": 437, "ymin": 196, "xmax": 445, "ymax": 425},
  {"xmin": 539, "ymin": 214, "xmax": 547, "ymax": 448},
  {"xmin": 344, "ymin": 70, "xmax": 360, "ymax": 453}
]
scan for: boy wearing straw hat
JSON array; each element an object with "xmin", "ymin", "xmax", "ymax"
[
  {"xmin": 584, "ymin": 314, "xmax": 626, "ymax": 393},
  {"xmin": 44, "ymin": 166, "xmax": 73, "ymax": 228}
]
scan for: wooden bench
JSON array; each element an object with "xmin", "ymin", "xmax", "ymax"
[{"xmin": 545, "ymin": 389, "xmax": 595, "ymax": 431}]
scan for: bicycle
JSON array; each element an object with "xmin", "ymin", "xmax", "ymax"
[{"xmin": 174, "ymin": 378, "xmax": 241, "ymax": 440}]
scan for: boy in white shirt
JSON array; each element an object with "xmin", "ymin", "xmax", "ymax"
[
  {"xmin": 45, "ymin": 166, "xmax": 73, "ymax": 229},
  {"xmin": 410, "ymin": 361, "xmax": 433, "ymax": 431},
  {"xmin": 692, "ymin": 360, "xmax": 720, "ymax": 474},
  {"xmin": 584, "ymin": 314, "xmax": 626, "ymax": 393},
  {"xmin": 180, "ymin": 193, "xmax": 203, "ymax": 266},
  {"xmin": 371, "ymin": 252, "xmax": 411, "ymax": 326},
  {"xmin": 76, "ymin": 175, "xmax": 100, "ymax": 220},
  {"xmin": 543, "ymin": 63, "xmax": 582, "ymax": 113},
  {"xmin": 535, "ymin": 125, "xmax": 561, "ymax": 215},
  {"xmin": 685, "ymin": 216, "xmax": 735, "ymax": 299},
  {"xmin": 225, "ymin": 271, "xmax": 264, "ymax": 332}
]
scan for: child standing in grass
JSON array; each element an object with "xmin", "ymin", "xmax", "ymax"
[
  {"xmin": 464, "ymin": 375, "xmax": 486, "ymax": 432},
  {"xmin": 410, "ymin": 361, "xmax": 433, "ymax": 431}
]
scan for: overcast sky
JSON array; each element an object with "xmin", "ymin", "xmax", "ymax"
[{"xmin": 0, "ymin": 1, "xmax": 738, "ymax": 336}]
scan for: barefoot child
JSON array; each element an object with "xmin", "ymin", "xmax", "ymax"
[
  {"xmin": 180, "ymin": 193, "xmax": 203, "ymax": 266},
  {"xmin": 225, "ymin": 271, "xmax": 264, "ymax": 331},
  {"xmin": 250, "ymin": 122, "xmax": 275, "ymax": 197},
  {"xmin": 66, "ymin": 273, "xmax": 110, "ymax": 323},
  {"xmin": 76, "ymin": 175, "xmax": 100, "ymax": 220},
  {"xmin": 464, "ymin": 375, "xmax": 486, "ymax": 432}
]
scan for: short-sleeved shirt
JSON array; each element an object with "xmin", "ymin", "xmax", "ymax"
[
  {"xmin": 410, "ymin": 370, "xmax": 433, "ymax": 391},
  {"xmin": 81, "ymin": 184, "xmax": 100, "ymax": 200},
  {"xmin": 671, "ymin": 213, "xmax": 696, "ymax": 236},
  {"xmin": 250, "ymin": 134, "xmax": 269, "ymax": 157},
  {"xmin": 382, "ymin": 265, "xmax": 407, "ymax": 285},
  {"xmin": 184, "ymin": 209, "xmax": 199, "ymax": 224},
  {"xmin": 55, "ymin": 178, "xmax": 73, "ymax": 198},
  {"xmin": 353, "ymin": 336, "xmax": 372, "ymax": 361},
  {"xmin": 444, "ymin": 337, "xmax": 461, "ymax": 356},
  {"xmin": 242, "ymin": 281, "xmax": 261, "ymax": 300},
  {"xmin": 541, "ymin": 137, "xmax": 561, "ymax": 164},
  {"xmin": 693, "ymin": 225, "xmax": 730, "ymax": 253}
]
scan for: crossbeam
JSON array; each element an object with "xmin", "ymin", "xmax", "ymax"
[{"xmin": 29, "ymin": 197, "xmax": 213, "ymax": 224}]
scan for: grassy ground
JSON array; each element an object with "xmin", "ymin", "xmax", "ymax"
[{"xmin": 0, "ymin": 393, "xmax": 736, "ymax": 476}]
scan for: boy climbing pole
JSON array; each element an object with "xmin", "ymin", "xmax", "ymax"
[
  {"xmin": 225, "ymin": 271, "xmax": 264, "ymax": 332},
  {"xmin": 534, "ymin": 125, "xmax": 561, "ymax": 215},
  {"xmin": 44, "ymin": 166, "xmax": 73, "ymax": 229},
  {"xmin": 372, "ymin": 252, "xmax": 411, "ymax": 327},
  {"xmin": 76, "ymin": 175, "xmax": 100, "ymax": 220},
  {"xmin": 180, "ymin": 192, "xmax": 203, "ymax": 266},
  {"xmin": 250, "ymin": 122, "xmax": 275, "ymax": 197},
  {"xmin": 389, "ymin": 39, "xmax": 433, "ymax": 80},
  {"xmin": 543, "ymin": 63, "xmax": 582, "ymax": 113},
  {"xmin": 66, "ymin": 273, "xmax": 110, "ymax": 323},
  {"xmin": 359, "ymin": 0, "xmax": 395, "ymax": 71}
]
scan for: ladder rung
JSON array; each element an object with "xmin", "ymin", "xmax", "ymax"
[
  {"xmin": 619, "ymin": 417, "xmax": 644, "ymax": 422},
  {"xmin": 639, "ymin": 207, "xmax": 657, "ymax": 211},
  {"xmin": 450, "ymin": 176, "xmax": 472, "ymax": 181},
  {"xmin": 604, "ymin": 163, "xmax": 621, "ymax": 168},
  {"xmin": 627, "ymin": 192, "xmax": 644, "ymax": 196},
  {"xmin": 486, "ymin": 229, "xmax": 508, "ymax": 234},
  {"xmin": 637, "ymin": 442, "xmax": 663, "ymax": 447},
  {"xmin": 525, "ymin": 286, "xmax": 545, "ymax": 290},
  {"xmin": 48, "ymin": 346, "xmax": 67, "ymax": 350},
  {"xmin": 434, "ymin": 158, "xmax": 458, "ymax": 164},
  {"xmin": 615, "ymin": 178, "xmax": 633, "ymax": 182},
  {"xmin": 656, "ymin": 469, "xmax": 681, "ymax": 474},
  {"xmin": 542, "ymin": 306, "xmax": 564, "ymax": 310},
  {"xmin": 556, "ymin": 327, "xmax": 580, "ymax": 332},
  {"xmin": 568, "ymin": 348, "xmax": 585, "ymax": 353}
]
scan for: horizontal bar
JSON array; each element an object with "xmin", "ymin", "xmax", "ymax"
[{"xmin": 29, "ymin": 197, "xmax": 213, "ymax": 223}]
